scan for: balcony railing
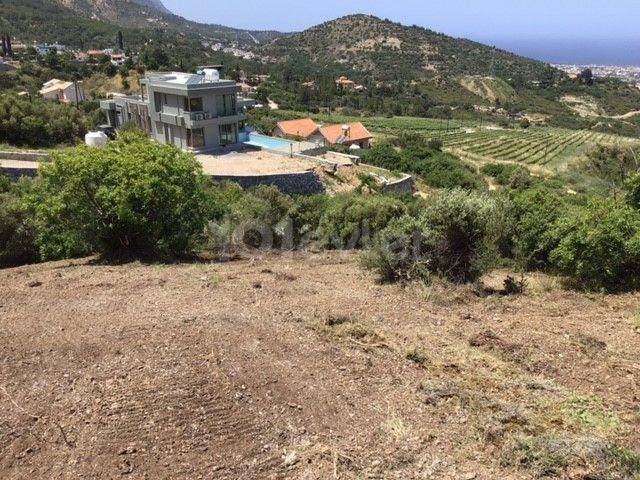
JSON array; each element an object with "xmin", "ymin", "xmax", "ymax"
[{"xmin": 187, "ymin": 110, "xmax": 239, "ymax": 121}]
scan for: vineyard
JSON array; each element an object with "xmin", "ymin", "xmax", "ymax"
[
  {"xmin": 441, "ymin": 127, "xmax": 640, "ymax": 169},
  {"xmin": 281, "ymin": 110, "xmax": 640, "ymax": 170}
]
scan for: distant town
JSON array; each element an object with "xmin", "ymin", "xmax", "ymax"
[{"xmin": 554, "ymin": 63, "xmax": 640, "ymax": 87}]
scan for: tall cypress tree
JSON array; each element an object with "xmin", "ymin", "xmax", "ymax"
[{"xmin": 1, "ymin": 35, "xmax": 6, "ymax": 57}]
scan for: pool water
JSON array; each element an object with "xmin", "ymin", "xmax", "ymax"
[{"xmin": 243, "ymin": 133, "xmax": 294, "ymax": 151}]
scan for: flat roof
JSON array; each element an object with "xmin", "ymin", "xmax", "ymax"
[{"xmin": 142, "ymin": 71, "xmax": 237, "ymax": 90}]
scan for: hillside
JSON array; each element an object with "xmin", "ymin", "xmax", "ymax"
[
  {"xmin": 0, "ymin": 0, "xmax": 282, "ymax": 49},
  {"xmin": 261, "ymin": 15, "xmax": 560, "ymax": 84},
  {"xmin": 1, "ymin": 253, "xmax": 639, "ymax": 479}
]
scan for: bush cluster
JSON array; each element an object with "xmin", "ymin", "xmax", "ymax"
[
  {"xmin": 0, "ymin": 94, "xmax": 87, "ymax": 147},
  {"xmin": 30, "ymin": 132, "xmax": 207, "ymax": 260},
  {"xmin": 3, "ymin": 134, "xmax": 640, "ymax": 293},
  {"xmin": 360, "ymin": 142, "xmax": 487, "ymax": 191}
]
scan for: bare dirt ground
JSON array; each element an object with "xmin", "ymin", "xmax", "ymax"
[
  {"xmin": 198, "ymin": 151, "xmax": 317, "ymax": 175},
  {"xmin": 1, "ymin": 253, "xmax": 638, "ymax": 479}
]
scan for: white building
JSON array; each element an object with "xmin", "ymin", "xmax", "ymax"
[
  {"xmin": 35, "ymin": 43, "xmax": 66, "ymax": 56},
  {"xmin": 39, "ymin": 79, "xmax": 86, "ymax": 105}
]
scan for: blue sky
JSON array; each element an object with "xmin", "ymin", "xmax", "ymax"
[{"xmin": 162, "ymin": 0, "xmax": 640, "ymax": 64}]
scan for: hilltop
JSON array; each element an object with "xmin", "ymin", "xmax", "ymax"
[{"xmin": 260, "ymin": 14, "xmax": 559, "ymax": 84}]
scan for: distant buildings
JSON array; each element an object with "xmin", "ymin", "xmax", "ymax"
[
  {"xmin": 335, "ymin": 76, "xmax": 366, "ymax": 92},
  {"xmin": 110, "ymin": 53, "xmax": 128, "ymax": 66},
  {"xmin": 237, "ymin": 82, "xmax": 257, "ymax": 94},
  {"xmin": 35, "ymin": 43, "xmax": 66, "ymax": 56},
  {"xmin": 39, "ymin": 79, "xmax": 86, "ymax": 105},
  {"xmin": 100, "ymin": 68, "xmax": 246, "ymax": 152}
]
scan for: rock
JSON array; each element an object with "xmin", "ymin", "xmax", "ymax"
[
  {"xmin": 27, "ymin": 280, "xmax": 42, "ymax": 288},
  {"xmin": 283, "ymin": 450, "xmax": 298, "ymax": 467}
]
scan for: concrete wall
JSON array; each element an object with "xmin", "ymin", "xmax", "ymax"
[
  {"xmin": 382, "ymin": 174, "xmax": 414, "ymax": 194},
  {"xmin": 0, "ymin": 151, "xmax": 50, "ymax": 162},
  {"xmin": 209, "ymin": 171, "xmax": 325, "ymax": 196}
]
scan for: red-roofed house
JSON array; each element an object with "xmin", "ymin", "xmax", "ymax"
[
  {"xmin": 335, "ymin": 76, "xmax": 356, "ymax": 90},
  {"xmin": 319, "ymin": 122, "xmax": 372, "ymax": 149},
  {"xmin": 273, "ymin": 118, "xmax": 322, "ymax": 141}
]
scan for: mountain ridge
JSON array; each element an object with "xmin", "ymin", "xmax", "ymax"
[{"xmin": 260, "ymin": 14, "xmax": 560, "ymax": 84}]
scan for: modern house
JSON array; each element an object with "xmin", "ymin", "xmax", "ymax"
[
  {"xmin": 319, "ymin": 122, "xmax": 373, "ymax": 149},
  {"xmin": 100, "ymin": 68, "xmax": 246, "ymax": 152},
  {"xmin": 39, "ymin": 79, "xmax": 86, "ymax": 105},
  {"xmin": 273, "ymin": 118, "xmax": 323, "ymax": 142}
]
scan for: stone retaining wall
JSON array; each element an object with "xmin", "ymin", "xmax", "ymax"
[
  {"xmin": 0, "ymin": 166, "xmax": 39, "ymax": 181},
  {"xmin": 209, "ymin": 170, "xmax": 325, "ymax": 196}
]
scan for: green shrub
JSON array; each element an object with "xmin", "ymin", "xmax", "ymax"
[
  {"xmin": 287, "ymin": 195, "xmax": 330, "ymax": 246},
  {"xmin": 409, "ymin": 151, "xmax": 486, "ymax": 190},
  {"xmin": 0, "ymin": 179, "xmax": 39, "ymax": 268},
  {"xmin": 427, "ymin": 138, "xmax": 444, "ymax": 151},
  {"xmin": 317, "ymin": 194, "xmax": 407, "ymax": 249},
  {"xmin": 359, "ymin": 142, "xmax": 402, "ymax": 170},
  {"xmin": 215, "ymin": 185, "xmax": 294, "ymax": 249},
  {"xmin": 31, "ymin": 134, "xmax": 207, "ymax": 260},
  {"xmin": 511, "ymin": 185, "xmax": 568, "ymax": 269},
  {"xmin": 204, "ymin": 180, "xmax": 245, "ymax": 221},
  {"xmin": 364, "ymin": 189, "xmax": 499, "ymax": 283},
  {"xmin": 481, "ymin": 163, "xmax": 533, "ymax": 187},
  {"xmin": 549, "ymin": 197, "xmax": 640, "ymax": 291},
  {"xmin": 362, "ymin": 215, "xmax": 429, "ymax": 282},
  {"xmin": 361, "ymin": 142, "xmax": 486, "ymax": 190},
  {"xmin": 0, "ymin": 172, "xmax": 11, "ymax": 194},
  {"xmin": 626, "ymin": 173, "xmax": 640, "ymax": 210}
]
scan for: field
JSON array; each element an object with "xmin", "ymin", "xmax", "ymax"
[
  {"xmin": 441, "ymin": 127, "xmax": 640, "ymax": 169},
  {"xmin": 1, "ymin": 253, "xmax": 639, "ymax": 479}
]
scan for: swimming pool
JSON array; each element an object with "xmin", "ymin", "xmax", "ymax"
[{"xmin": 243, "ymin": 133, "xmax": 294, "ymax": 151}]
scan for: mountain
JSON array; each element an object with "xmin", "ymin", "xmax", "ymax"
[
  {"xmin": 261, "ymin": 14, "xmax": 559, "ymax": 84},
  {"xmin": 0, "ymin": 0, "xmax": 283, "ymax": 50}
]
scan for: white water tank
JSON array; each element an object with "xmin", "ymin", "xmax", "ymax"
[
  {"xmin": 202, "ymin": 68, "xmax": 220, "ymax": 82},
  {"xmin": 85, "ymin": 131, "xmax": 108, "ymax": 147}
]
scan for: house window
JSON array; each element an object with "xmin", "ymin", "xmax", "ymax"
[
  {"xmin": 219, "ymin": 124, "xmax": 236, "ymax": 145},
  {"xmin": 187, "ymin": 128, "xmax": 205, "ymax": 149},
  {"xmin": 183, "ymin": 97, "xmax": 203, "ymax": 112},
  {"xmin": 154, "ymin": 92, "xmax": 162, "ymax": 113}
]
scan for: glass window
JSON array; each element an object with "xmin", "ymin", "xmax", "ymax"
[
  {"xmin": 154, "ymin": 92, "xmax": 162, "ymax": 112},
  {"xmin": 187, "ymin": 128, "xmax": 205, "ymax": 149},
  {"xmin": 184, "ymin": 97, "xmax": 203, "ymax": 112},
  {"xmin": 219, "ymin": 124, "xmax": 236, "ymax": 145}
]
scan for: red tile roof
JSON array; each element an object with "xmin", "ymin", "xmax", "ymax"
[
  {"xmin": 275, "ymin": 118, "xmax": 319, "ymax": 139},
  {"xmin": 319, "ymin": 122, "xmax": 372, "ymax": 144}
]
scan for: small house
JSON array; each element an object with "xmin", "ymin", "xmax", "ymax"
[
  {"xmin": 273, "ymin": 118, "xmax": 322, "ymax": 142},
  {"xmin": 319, "ymin": 122, "xmax": 372, "ymax": 149},
  {"xmin": 39, "ymin": 79, "xmax": 86, "ymax": 104}
]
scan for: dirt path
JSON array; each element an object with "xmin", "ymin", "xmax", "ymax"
[{"xmin": 1, "ymin": 253, "xmax": 638, "ymax": 479}]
